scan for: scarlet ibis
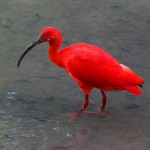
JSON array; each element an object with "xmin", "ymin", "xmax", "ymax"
[{"xmin": 18, "ymin": 26, "xmax": 144, "ymax": 119}]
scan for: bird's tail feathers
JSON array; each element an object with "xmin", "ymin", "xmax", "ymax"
[
  {"xmin": 120, "ymin": 64, "xmax": 144, "ymax": 85},
  {"xmin": 123, "ymin": 85, "xmax": 142, "ymax": 95}
]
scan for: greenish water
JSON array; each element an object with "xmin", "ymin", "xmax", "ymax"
[{"xmin": 0, "ymin": 0, "xmax": 150, "ymax": 149}]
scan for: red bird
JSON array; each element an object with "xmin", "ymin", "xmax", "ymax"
[{"xmin": 18, "ymin": 27, "xmax": 144, "ymax": 120}]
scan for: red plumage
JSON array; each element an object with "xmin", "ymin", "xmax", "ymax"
[{"xmin": 57, "ymin": 43, "xmax": 144, "ymax": 95}]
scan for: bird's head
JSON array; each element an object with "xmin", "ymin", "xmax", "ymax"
[{"xmin": 17, "ymin": 26, "xmax": 62, "ymax": 67}]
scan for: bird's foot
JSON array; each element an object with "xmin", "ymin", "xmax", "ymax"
[
  {"xmin": 96, "ymin": 106, "xmax": 107, "ymax": 116},
  {"xmin": 56, "ymin": 112, "xmax": 81, "ymax": 122},
  {"xmin": 83, "ymin": 107, "xmax": 106, "ymax": 117}
]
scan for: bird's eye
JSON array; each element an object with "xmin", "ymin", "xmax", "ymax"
[{"xmin": 42, "ymin": 34, "xmax": 46, "ymax": 38}]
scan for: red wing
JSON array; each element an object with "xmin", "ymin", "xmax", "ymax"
[{"xmin": 65, "ymin": 47, "xmax": 125, "ymax": 88}]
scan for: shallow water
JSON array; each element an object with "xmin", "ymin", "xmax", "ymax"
[{"xmin": 0, "ymin": 0, "xmax": 150, "ymax": 149}]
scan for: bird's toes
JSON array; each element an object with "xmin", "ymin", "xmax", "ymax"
[
  {"xmin": 97, "ymin": 107, "xmax": 107, "ymax": 117},
  {"xmin": 56, "ymin": 112, "xmax": 79, "ymax": 122}
]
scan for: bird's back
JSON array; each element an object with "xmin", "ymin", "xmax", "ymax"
[{"xmin": 60, "ymin": 43, "xmax": 144, "ymax": 94}]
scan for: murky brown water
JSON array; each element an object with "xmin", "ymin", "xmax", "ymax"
[{"xmin": 0, "ymin": 0, "xmax": 150, "ymax": 149}]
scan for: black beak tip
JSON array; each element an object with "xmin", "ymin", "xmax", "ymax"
[
  {"xmin": 17, "ymin": 63, "xmax": 20, "ymax": 67},
  {"xmin": 17, "ymin": 58, "xmax": 21, "ymax": 67}
]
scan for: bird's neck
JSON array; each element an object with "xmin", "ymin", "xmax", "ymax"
[{"xmin": 48, "ymin": 38, "xmax": 64, "ymax": 68}]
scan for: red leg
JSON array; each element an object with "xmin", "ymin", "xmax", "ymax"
[
  {"xmin": 101, "ymin": 91, "xmax": 106, "ymax": 112},
  {"xmin": 57, "ymin": 94, "xmax": 89, "ymax": 122},
  {"xmin": 97, "ymin": 90, "xmax": 107, "ymax": 115},
  {"xmin": 76, "ymin": 94, "xmax": 89, "ymax": 115},
  {"xmin": 84, "ymin": 91, "xmax": 107, "ymax": 116}
]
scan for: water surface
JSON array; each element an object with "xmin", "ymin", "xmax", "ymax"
[{"xmin": 0, "ymin": 0, "xmax": 150, "ymax": 149}]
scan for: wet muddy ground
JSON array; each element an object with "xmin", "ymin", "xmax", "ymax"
[{"xmin": 0, "ymin": 0, "xmax": 150, "ymax": 149}]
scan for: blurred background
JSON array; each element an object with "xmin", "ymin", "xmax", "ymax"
[{"xmin": 0, "ymin": 0, "xmax": 149, "ymax": 149}]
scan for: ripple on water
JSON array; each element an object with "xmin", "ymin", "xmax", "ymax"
[
  {"xmin": 52, "ymin": 127, "xmax": 61, "ymax": 133},
  {"xmin": 123, "ymin": 103, "xmax": 139, "ymax": 109},
  {"xmin": 6, "ymin": 91, "xmax": 18, "ymax": 100}
]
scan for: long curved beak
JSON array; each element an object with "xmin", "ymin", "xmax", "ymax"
[{"xmin": 17, "ymin": 37, "xmax": 42, "ymax": 67}]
